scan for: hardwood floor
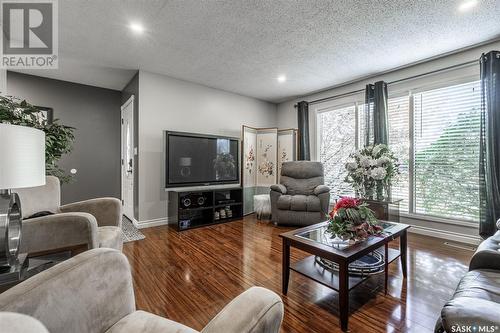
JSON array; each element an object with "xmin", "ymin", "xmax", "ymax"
[{"xmin": 123, "ymin": 216, "xmax": 473, "ymax": 333}]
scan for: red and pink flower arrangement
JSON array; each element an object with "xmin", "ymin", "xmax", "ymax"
[{"xmin": 327, "ymin": 197, "xmax": 383, "ymax": 241}]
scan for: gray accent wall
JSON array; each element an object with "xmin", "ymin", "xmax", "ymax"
[{"xmin": 7, "ymin": 71, "xmax": 122, "ymax": 204}]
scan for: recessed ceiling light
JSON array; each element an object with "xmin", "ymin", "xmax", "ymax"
[
  {"xmin": 129, "ymin": 22, "xmax": 145, "ymax": 34},
  {"xmin": 277, "ymin": 75, "xmax": 287, "ymax": 83},
  {"xmin": 458, "ymin": 0, "xmax": 478, "ymax": 12}
]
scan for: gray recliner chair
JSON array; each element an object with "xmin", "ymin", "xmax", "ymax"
[
  {"xmin": 270, "ymin": 161, "xmax": 330, "ymax": 226},
  {"xmin": 14, "ymin": 176, "xmax": 123, "ymax": 254},
  {"xmin": 0, "ymin": 248, "xmax": 284, "ymax": 333},
  {"xmin": 435, "ymin": 219, "xmax": 500, "ymax": 332}
]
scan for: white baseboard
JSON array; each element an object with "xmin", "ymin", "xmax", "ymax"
[
  {"xmin": 408, "ymin": 224, "xmax": 482, "ymax": 245},
  {"xmin": 129, "ymin": 217, "xmax": 141, "ymax": 229},
  {"xmin": 123, "ymin": 214, "xmax": 142, "ymax": 229},
  {"xmin": 135, "ymin": 217, "xmax": 169, "ymax": 229}
]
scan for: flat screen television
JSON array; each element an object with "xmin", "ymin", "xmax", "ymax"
[{"xmin": 164, "ymin": 131, "xmax": 240, "ymax": 188}]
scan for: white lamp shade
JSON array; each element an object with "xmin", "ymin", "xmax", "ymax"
[{"xmin": 0, "ymin": 123, "xmax": 46, "ymax": 189}]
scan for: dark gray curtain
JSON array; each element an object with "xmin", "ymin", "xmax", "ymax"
[
  {"xmin": 479, "ymin": 51, "xmax": 500, "ymax": 238},
  {"xmin": 297, "ymin": 101, "xmax": 310, "ymax": 160},
  {"xmin": 364, "ymin": 81, "xmax": 389, "ymax": 146},
  {"xmin": 364, "ymin": 85, "xmax": 373, "ymax": 145}
]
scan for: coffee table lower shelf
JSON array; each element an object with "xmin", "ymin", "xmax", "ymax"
[
  {"xmin": 281, "ymin": 222, "xmax": 410, "ymax": 332},
  {"xmin": 289, "ymin": 248, "xmax": 400, "ymax": 292}
]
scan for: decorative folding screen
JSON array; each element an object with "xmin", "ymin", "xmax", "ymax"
[
  {"xmin": 242, "ymin": 126, "xmax": 297, "ymax": 214},
  {"xmin": 278, "ymin": 129, "xmax": 298, "ymax": 181}
]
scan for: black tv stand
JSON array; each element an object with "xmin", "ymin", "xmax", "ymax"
[{"xmin": 168, "ymin": 187, "xmax": 243, "ymax": 231}]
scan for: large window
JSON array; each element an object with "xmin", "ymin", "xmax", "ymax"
[
  {"xmin": 413, "ymin": 81, "xmax": 481, "ymax": 221},
  {"xmin": 317, "ymin": 79, "xmax": 481, "ymax": 223},
  {"xmin": 318, "ymin": 105, "xmax": 357, "ymax": 196},
  {"xmin": 388, "ymin": 96, "xmax": 410, "ymax": 212}
]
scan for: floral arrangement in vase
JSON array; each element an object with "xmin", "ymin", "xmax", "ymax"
[
  {"xmin": 345, "ymin": 144, "xmax": 399, "ymax": 201},
  {"xmin": 327, "ymin": 197, "xmax": 383, "ymax": 242}
]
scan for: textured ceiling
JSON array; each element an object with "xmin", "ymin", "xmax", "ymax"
[{"xmin": 15, "ymin": 0, "xmax": 500, "ymax": 102}]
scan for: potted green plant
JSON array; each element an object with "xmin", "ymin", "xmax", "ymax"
[{"xmin": 0, "ymin": 96, "xmax": 75, "ymax": 183}]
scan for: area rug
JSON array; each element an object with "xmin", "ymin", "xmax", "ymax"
[{"xmin": 122, "ymin": 217, "xmax": 145, "ymax": 243}]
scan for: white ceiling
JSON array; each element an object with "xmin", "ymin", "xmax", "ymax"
[{"xmin": 15, "ymin": 0, "xmax": 500, "ymax": 102}]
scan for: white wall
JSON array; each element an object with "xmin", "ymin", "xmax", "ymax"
[
  {"xmin": 137, "ymin": 70, "xmax": 277, "ymax": 224},
  {"xmin": 276, "ymin": 40, "xmax": 500, "ymax": 244}
]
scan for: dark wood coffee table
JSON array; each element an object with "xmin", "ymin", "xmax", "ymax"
[{"xmin": 280, "ymin": 221, "xmax": 410, "ymax": 332}]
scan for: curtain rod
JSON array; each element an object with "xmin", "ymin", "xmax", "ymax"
[{"xmin": 294, "ymin": 58, "xmax": 478, "ymax": 107}]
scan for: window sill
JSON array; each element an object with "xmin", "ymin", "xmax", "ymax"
[
  {"xmin": 400, "ymin": 212, "xmax": 479, "ymax": 229},
  {"xmin": 329, "ymin": 199, "xmax": 479, "ymax": 228}
]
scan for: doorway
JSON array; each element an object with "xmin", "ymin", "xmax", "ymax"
[{"xmin": 121, "ymin": 96, "xmax": 135, "ymax": 222}]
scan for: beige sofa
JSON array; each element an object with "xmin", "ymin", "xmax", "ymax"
[
  {"xmin": 14, "ymin": 176, "xmax": 123, "ymax": 254},
  {"xmin": 0, "ymin": 248, "xmax": 284, "ymax": 333}
]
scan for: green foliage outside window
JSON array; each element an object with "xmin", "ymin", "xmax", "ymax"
[{"xmin": 414, "ymin": 110, "xmax": 480, "ymax": 221}]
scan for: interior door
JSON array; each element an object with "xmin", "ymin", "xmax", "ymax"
[{"xmin": 121, "ymin": 96, "xmax": 134, "ymax": 221}]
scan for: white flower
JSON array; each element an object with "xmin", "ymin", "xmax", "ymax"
[
  {"xmin": 372, "ymin": 145, "xmax": 383, "ymax": 156},
  {"xmin": 346, "ymin": 161, "xmax": 358, "ymax": 171},
  {"xmin": 359, "ymin": 156, "xmax": 371, "ymax": 168},
  {"xmin": 371, "ymin": 167, "xmax": 387, "ymax": 180},
  {"xmin": 377, "ymin": 156, "xmax": 390, "ymax": 166}
]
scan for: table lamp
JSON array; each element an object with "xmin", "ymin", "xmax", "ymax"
[{"xmin": 0, "ymin": 123, "xmax": 45, "ymax": 267}]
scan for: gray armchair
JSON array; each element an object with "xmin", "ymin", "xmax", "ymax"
[
  {"xmin": 14, "ymin": 176, "xmax": 123, "ymax": 255},
  {"xmin": 0, "ymin": 248, "xmax": 284, "ymax": 333},
  {"xmin": 270, "ymin": 161, "xmax": 330, "ymax": 226}
]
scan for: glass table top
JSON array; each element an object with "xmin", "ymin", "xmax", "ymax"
[{"xmin": 295, "ymin": 221, "xmax": 398, "ymax": 250}]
